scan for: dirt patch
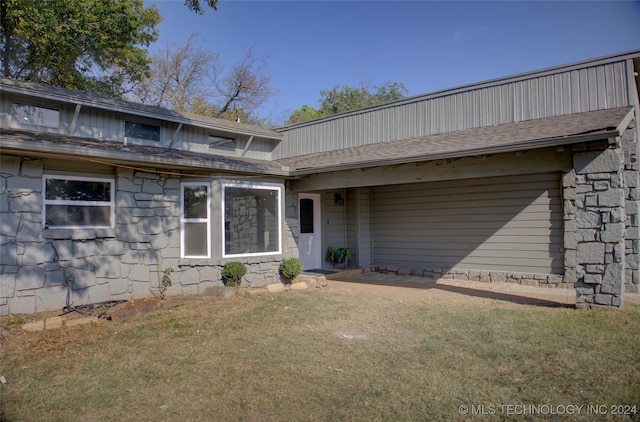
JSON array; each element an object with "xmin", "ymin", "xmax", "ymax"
[{"xmin": 104, "ymin": 297, "xmax": 163, "ymax": 323}]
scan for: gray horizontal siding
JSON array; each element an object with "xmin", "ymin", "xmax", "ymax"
[
  {"xmin": 371, "ymin": 173, "xmax": 563, "ymax": 274},
  {"xmin": 274, "ymin": 59, "xmax": 631, "ymax": 159}
]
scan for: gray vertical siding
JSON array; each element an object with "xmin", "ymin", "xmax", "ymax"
[
  {"xmin": 274, "ymin": 59, "xmax": 632, "ymax": 159},
  {"xmin": 371, "ymin": 173, "xmax": 564, "ymax": 274},
  {"xmin": 76, "ymin": 107, "xmax": 120, "ymax": 141}
]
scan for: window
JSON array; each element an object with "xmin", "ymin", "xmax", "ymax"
[
  {"xmin": 181, "ymin": 183, "xmax": 210, "ymax": 258},
  {"xmin": 299, "ymin": 198, "xmax": 314, "ymax": 234},
  {"xmin": 125, "ymin": 120, "xmax": 160, "ymax": 142},
  {"xmin": 208, "ymin": 135, "xmax": 236, "ymax": 151},
  {"xmin": 223, "ymin": 183, "xmax": 281, "ymax": 257},
  {"xmin": 43, "ymin": 175, "xmax": 114, "ymax": 228},
  {"xmin": 11, "ymin": 103, "xmax": 59, "ymax": 128}
]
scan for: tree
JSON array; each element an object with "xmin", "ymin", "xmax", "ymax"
[
  {"xmin": 214, "ymin": 47, "xmax": 275, "ymax": 122},
  {"xmin": 130, "ymin": 33, "xmax": 219, "ymax": 112},
  {"xmin": 0, "ymin": 0, "xmax": 161, "ymax": 97},
  {"xmin": 287, "ymin": 105, "xmax": 323, "ymax": 124},
  {"xmin": 184, "ymin": 0, "xmax": 218, "ymax": 14},
  {"xmin": 130, "ymin": 35, "xmax": 276, "ymax": 124},
  {"xmin": 287, "ymin": 81, "xmax": 408, "ymax": 125}
]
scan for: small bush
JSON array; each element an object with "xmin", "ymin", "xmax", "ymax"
[
  {"xmin": 159, "ymin": 267, "xmax": 174, "ymax": 299},
  {"xmin": 221, "ymin": 261, "xmax": 247, "ymax": 287},
  {"xmin": 279, "ymin": 258, "xmax": 303, "ymax": 282}
]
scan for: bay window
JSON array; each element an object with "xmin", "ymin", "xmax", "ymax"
[{"xmin": 223, "ymin": 183, "xmax": 282, "ymax": 257}]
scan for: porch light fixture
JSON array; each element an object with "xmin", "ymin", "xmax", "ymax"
[{"xmin": 334, "ymin": 192, "xmax": 344, "ymax": 206}]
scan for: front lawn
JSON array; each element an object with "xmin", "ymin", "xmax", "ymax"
[{"xmin": 1, "ymin": 284, "xmax": 638, "ymax": 421}]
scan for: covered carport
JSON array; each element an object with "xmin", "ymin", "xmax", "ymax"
[{"xmin": 279, "ymin": 107, "xmax": 635, "ymax": 304}]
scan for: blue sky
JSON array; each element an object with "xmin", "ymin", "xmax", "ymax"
[{"xmin": 148, "ymin": 1, "xmax": 640, "ymax": 122}]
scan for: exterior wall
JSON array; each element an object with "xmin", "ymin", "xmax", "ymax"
[
  {"xmin": 368, "ymin": 172, "xmax": 566, "ymax": 284},
  {"xmin": 173, "ymin": 126, "xmax": 275, "ymax": 160},
  {"xmin": 353, "ymin": 187, "xmax": 373, "ymax": 267},
  {"xmin": 274, "ymin": 58, "xmax": 634, "ymax": 159},
  {"xmin": 75, "ymin": 106, "xmax": 122, "ymax": 141},
  {"xmin": 0, "ymin": 154, "xmax": 295, "ymax": 316},
  {"xmin": 322, "ymin": 190, "xmax": 349, "ymax": 269}
]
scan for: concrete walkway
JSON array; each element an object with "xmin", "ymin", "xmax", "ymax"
[
  {"xmin": 323, "ymin": 269, "xmax": 640, "ymax": 307},
  {"xmin": 321, "ymin": 269, "xmax": 574, "ymax": 306}
]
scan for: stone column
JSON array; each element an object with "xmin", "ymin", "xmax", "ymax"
[
  {"xmin": 621, "ymin": 120, "xmax": 639, "ymax": 293},
  {"xmin": 573, "ymin": 142, "xmax": 626, "ymax": 308}
]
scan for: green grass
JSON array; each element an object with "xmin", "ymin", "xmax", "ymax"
[{"xmin": 1, "ymin": 288, "xmax": 639, "ymax": 421}]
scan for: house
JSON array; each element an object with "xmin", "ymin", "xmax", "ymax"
[{"xmin": 1, "ymin": 50, "xmax": 638, "ymax": 314}]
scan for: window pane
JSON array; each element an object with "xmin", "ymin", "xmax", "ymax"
[
  {"xmin": 11, "ymin": 103, "xmax": 59, "ymax": 128},
  {"xmin": 225, "ymin": 187, "xmax": 279, "ymax": 255},
  {"xmin": 184, "ymin": 222, "xmax": 208, "ymax": 256},
  {"xmin": 46, "ymin": 205, "xmax": 111, "ymax": 227},
  {"xmin": 184, "ymin": 186, "xmax": 208, "ymax": 218},
  {"xmin": 300, "ymin": 198, "xmax": 314, "ymax": 234},
  {"xmin": 125, "ymin": 121, "xmax": 160, "ymax": 141},
  {"xmin": 208, "ymin": 136, "xmax": 236, "ymax": 151},
  {"xmin": 46, "ymin": 179, "xmax": 111, "ymax": 201}
]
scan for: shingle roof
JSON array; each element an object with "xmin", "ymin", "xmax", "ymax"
[
  {"xmin": 277, "ymin": 107, "xmax": 633, "ymax": 175},
  {"xmin": 0, "ymin": 77, "xmax": 282, "ymax": 140},
  {"xmin": 0, "ymin": 128, "xmax": 288, "ymax": 176}
]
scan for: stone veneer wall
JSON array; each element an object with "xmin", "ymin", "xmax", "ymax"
[
  {"xmin": 571, "ymin": 122, "xmax": 637, "ymax": 307},
  {"xmin": 621, "ymin": 119, "xmax": 639, "ymax": 293},
  {"xmin": 0, "ymin": 155, "xmax": 296, "ymax": 316}
]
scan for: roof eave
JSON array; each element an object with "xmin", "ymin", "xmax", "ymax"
[
  {"xmin": 0, "ymin": 141, "xmax": 290, "ymax": 177},
  {"xmin": 287, "ymin": 130, "xmax": 621, "ymax": 176}
]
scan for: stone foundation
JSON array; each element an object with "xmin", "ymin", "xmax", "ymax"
[{"xmin": 365, "ymin": 265, "xmax": 568, "ymax": 287}]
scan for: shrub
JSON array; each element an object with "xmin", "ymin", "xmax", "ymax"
[
  {"xmin": 279, "ymin": 258, "xmax": 303, "ymax": 282},
  {"xmin": 221, "ymin": 261, "xmax": 247, "ymax": 287},
  {"xmin": 159, "ymin": 267, "xmax": 174, "ymax": 299}
]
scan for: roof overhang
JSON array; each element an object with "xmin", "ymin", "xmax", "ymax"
[
  {"xmin": 0, "ymin": 129, "xmax": 289, "ymax": 177},
  {"xmin": 279, "ymin": 107, "xmax": 634, "ymax": 176}
]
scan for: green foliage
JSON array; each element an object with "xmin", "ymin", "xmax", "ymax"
[
  {"xmin": 288, "ymin": 81, "xmax": 407, "ymax": 124},
  {"xmin": 1, "ymin": 0, "xmax": 161, "ymax": 97},
  {"xmin": 287, "ymin": 105, "xmax": 323, "ymax": 125},
  {"xmin": 184, "ymin": 0, "xmax": 218, "ymax": 14},
  {"xmin": 159, "ymin": 268, "xmax": 174, "ymax": 299},
  {"xmin": 221, "ymin": 261, "xmax": 247, "ymax": 287},
  {"xmin": 279, "ymin": 258, "xmax": 303, "ymax": 282},
  {"xmin": 325, "ymin": 247, "xmax": 352, "ymax": 264}
]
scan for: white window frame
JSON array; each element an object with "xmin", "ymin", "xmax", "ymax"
[
  {"xmin": 222, "ymin": 182, "xmax": 282, "ymax": 258},
  {"xmin": 181, "ymin": 182, "xmax": 211, "ymax": 258},
  {"xmin": 42, "ymin": 174, "xmax": 115, "ymax": 229}
]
